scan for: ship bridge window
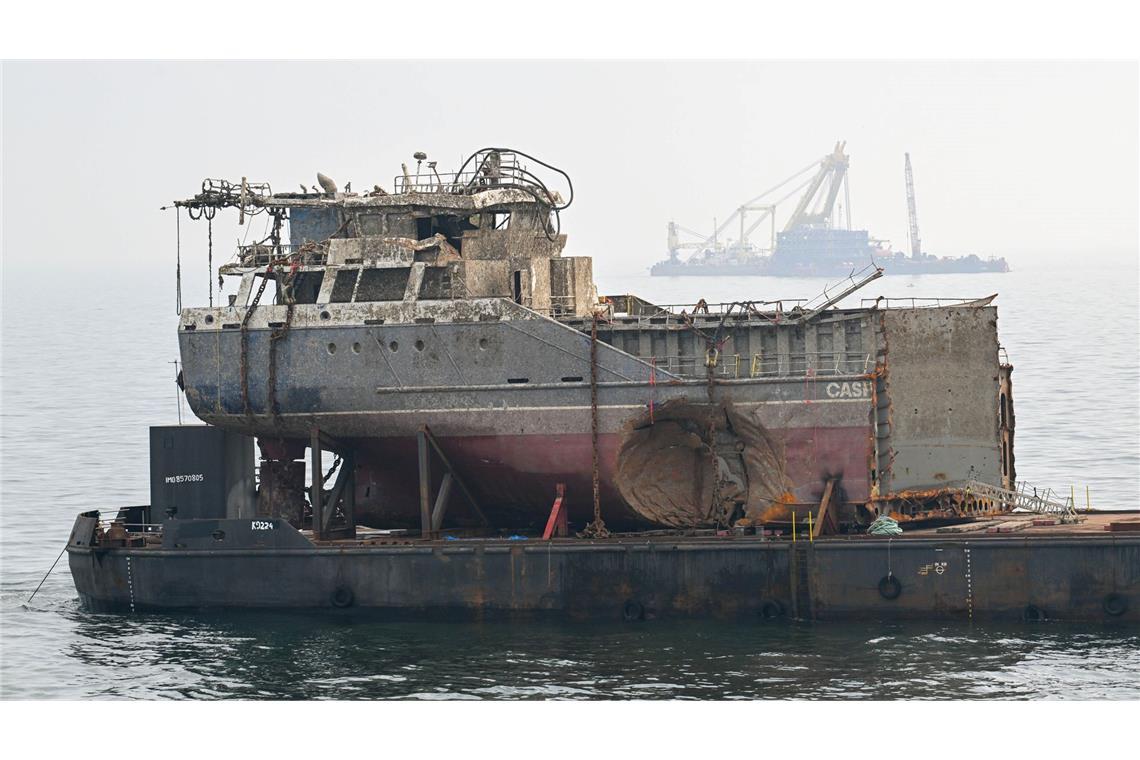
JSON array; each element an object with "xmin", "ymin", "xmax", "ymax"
[
  {"xmin": 330, "ymin": 269, "xmax": 359, "ymax": 303},
  {"xmin": 413, "ymin": 214, "xmax": 478, "ymax": 252},
  {"xmin": 357, "ymin": 268, "xmax": 411, "ymax": 302},
  {"xmin": 279, "ymin": 271, "xmax": 323, "ymax": 305}
]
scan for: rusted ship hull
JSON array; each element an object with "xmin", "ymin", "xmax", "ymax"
[
  {"xmin": 179, "ymin": 295, "xmax": 1008, "ymax": 530},
  {"xmin": 180, "ymin": 310, "xmax": 875, "ymax": 529}
]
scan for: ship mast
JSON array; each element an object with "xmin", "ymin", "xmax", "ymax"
[{"xmin": 905, "ymin": 152, "xmax": 922, "ymax": 259}]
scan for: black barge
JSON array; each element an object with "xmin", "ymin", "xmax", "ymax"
[{"xmin": 68, "ymin": 508, "xmax": 1139, "ymax": 622}]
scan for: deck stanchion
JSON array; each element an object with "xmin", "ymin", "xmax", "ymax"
[
  {"xmin": 310, "ymin": 429, "xmax": 323, "ymax": 540},
  {"xmin": 417, "ymin": 429, "xmax": 432, "ymax": 537}
]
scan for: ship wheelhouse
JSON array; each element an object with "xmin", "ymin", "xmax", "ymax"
[{"xmin": 190, "ymin": 149, "xmax": 597, "ymax": 324}]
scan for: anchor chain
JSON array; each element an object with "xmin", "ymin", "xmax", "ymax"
[
  {"xmin": 580, "ymin": 310, "xmax": 609, "ymax": 539},
  {"xmin": 267, "ymin": 253, "xmax": 301, "ymax": 420},
  {"xmin": 240, "ymin": 265, "xmax": 273, "ymax": 418},
  {"xmin": 681, "ymin": 301, "xmax": 743, "ymax": 527}
]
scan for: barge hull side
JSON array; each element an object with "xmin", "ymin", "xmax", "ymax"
[{"xmin": 67, "ymin": 523, "xmax": 1140, "ymax": 622}]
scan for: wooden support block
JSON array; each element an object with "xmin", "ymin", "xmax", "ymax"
[
  {"xmin": 986, "ymin": 520, "xmax": 1032, "ymax": 534},
  {"xmin": 813, "ymin": 479, "xmax": 837, "ymax": 539},
  {"xmin": 936, "ymin": 521, "xmax": 1000, "ymax": 534}
]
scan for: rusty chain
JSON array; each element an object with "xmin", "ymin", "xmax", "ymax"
[{"xmin": 580, "ymin": 310, "xmax": 609, "ymax": 539}]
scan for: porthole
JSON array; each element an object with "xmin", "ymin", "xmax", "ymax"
[
  {"xmin": 478, "ymin": 338, "xmax": 488, "ymax": 350},
  {"xmin": 414, "ymin": 339, "xmax": 425, "ymax": 352},
  {"xmin": 389, "ymin": 341, "xmax": 399, "ymax": 352},
  {"xmin": 327, "ymin": 343, "xmax": 337, "ymax": 355},
  {"xmin": 352, "ymin": 342, "xmax": 361, "ymax": 354},
  {"xmin": 320, "ymin": 310, "xmax": 331, "ymax": 321},
  {"xmin": 204, "ymin": 314, "xmax": 214, "ymax": 325}
]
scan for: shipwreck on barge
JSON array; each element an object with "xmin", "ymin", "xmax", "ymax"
[
  {"xmin": 65, "ymin": 148, "xmax": 1137, "ymax": 621},
  {"xmin": 173, "ymin": 149, "xmax": 1015, "ymax": 535}
]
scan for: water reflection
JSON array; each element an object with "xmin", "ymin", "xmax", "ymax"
[{"xmin": 44, "ymin": 607, "xmax": 1140, "ymax": 700}]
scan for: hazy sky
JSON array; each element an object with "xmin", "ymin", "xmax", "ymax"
[{"xmin": 3, "ymin": 61, "xmax": 1137, "ymax": 283}]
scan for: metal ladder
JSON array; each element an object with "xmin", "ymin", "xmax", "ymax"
[{"xmin": 962, "ymin": 480, "xmax": 1078, "ymax": 522}]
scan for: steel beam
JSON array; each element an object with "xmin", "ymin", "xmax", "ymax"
[
  {"xmin": 417, "ymin": 429, "xmax": 431, "ymax": 536},
  {"xmin": 310, "ymin": 429, "xmax": 323, "ymax": 540},
  {"xmin": 420, "ymin": 425, "xmax": 489, "ymax": 526},
  {"xmin": 430, "ymin": 473, "xmax": 454, "ymax": 532}
]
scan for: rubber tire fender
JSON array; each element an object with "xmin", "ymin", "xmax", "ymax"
[
  {"xmin": 1103, "ymin": 593, "xmax": 1127, "ymax": 617},
  {"xmin": 1023, "ymin": 604, "xmax": 1047, "ymax": 622},
  {"xmin": 331, "ymin": 586, "xmax": 355, "ymax": 608},
  {"xmin": 622, "ymin": 600, "xmax": 644, "ymax": 621},
  {"xmin": 759, "ymin": 600, "xmax": 784, "ymax": 620},
  {"xmin": 878, "ymin": 574, "xmax": 902, "ymax": 600}
]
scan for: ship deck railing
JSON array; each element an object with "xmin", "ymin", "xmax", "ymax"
[
  {"xmin": 392, "ymin": 150, "xmax": 558, "ymax": 202},
  {"xmin": 235, "ymin": 242, "xmax": 329, "ymax": 269},
  {"xmin": 858, "ymin": 296, "xmax": 989, "ymax": 309},
  {"xmin": 649, "ymin": 352, "xmax": 874, "ymax": 379},
  {"xmin": 597, "ymin": 298, "xmax": 809, "ymax": 325}
]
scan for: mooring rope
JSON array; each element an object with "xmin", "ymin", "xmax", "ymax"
[
  {"xmin": 175, "ymin": 207, "xmax": 182, "ymax": 315},
  {"xmin": 26, "ymin": 543, "xmax": 68, "ymax": 605},
  {"xmin": 207, "ymin": 216, "xmax": 214, "ymax": 308}
]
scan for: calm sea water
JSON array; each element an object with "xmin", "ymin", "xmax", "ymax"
[{"xmin": 2, "ymin": 253, "xmax": 1138, "ymax": 699}]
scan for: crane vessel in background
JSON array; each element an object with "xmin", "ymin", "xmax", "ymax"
[{"xmin": 651, "ymin": 143, "xmax": 1009, "ymax": 277}]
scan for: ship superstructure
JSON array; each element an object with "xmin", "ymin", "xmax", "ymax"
[{"xmin": 172, "ymin": 148, "xmax": 1016, "ymax": 539}]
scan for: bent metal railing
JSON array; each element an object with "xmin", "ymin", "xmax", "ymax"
[{"xmin": 236, "ymin": 242, "xmax": 329, "ymax": 268}]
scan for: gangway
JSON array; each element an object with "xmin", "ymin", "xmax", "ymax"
[{"xmin": 962, "ymin": 480, "xmax": 1080, "ymax": 523}]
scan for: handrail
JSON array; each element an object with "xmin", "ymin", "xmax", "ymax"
[
  {"xmin": 648, "ymin": 351, "xmax": 873, "ymax": 379},
  {"xmin": 235, "ymin": 242, "xmax": 329, "ymax": 268},
  {"xmin": 859, "ymin": 296, "xmax": 990, "ymax": 308}
]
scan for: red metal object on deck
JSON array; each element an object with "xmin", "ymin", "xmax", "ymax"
[{"xmin": 543, "ymin": 484, "xmax": 568, "ymax": 540}]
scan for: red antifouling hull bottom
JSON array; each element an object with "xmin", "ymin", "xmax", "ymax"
[{"xmin": 350, "ymin": 424, "xmax": 872, "ymax": 530}]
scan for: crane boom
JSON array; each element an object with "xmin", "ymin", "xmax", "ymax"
[
  {"xmin": 666, "ymin": 141, "xmax": 855, "ymax": 258},
  {"xmin": 783, "ymin": 141, "xmax": 849, "ymax": 232},
  {"xmin": 705, "ymin": 157, "xmax": 822, "ymax": 243},
  {"xmin": 905, "ymin": 152, "xmax": 922, "ymax": 259}
]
